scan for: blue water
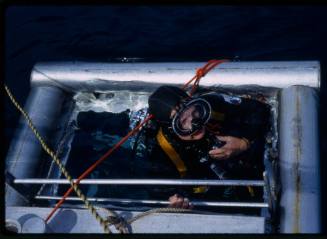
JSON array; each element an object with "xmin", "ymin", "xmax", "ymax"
[{"xmin": 4, "ymin": 5, "xmax": 327, "ymax": 228}]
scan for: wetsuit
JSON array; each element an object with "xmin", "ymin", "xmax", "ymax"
[
  {"xmin": 74, "ymin": 92, "xmax": 270, "ymax": 203},
  {"xmin": 138, "ymin": 91, "xmax": 271, "ymax": 201}
]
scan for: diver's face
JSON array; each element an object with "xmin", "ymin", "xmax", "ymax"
[
  {"xmin": 170, "ymin": 105, "xmax": 206, "ymax": 141},
  {"xmin": 177, "ymin": 127, "xmax": 206, "ymax": 141}
]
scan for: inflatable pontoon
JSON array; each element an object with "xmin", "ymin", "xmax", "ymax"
[{"xmin": 5, "ymin": 61, "xmax": 321, "ymax": 233}]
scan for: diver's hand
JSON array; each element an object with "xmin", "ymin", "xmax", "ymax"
[
  {"xmin": 168, "ymin": 194, "xmax": 193, "ymax": 209},
  {"xmin": 209, "ymin": 136, "xmax": 249, "ymax": 160}
]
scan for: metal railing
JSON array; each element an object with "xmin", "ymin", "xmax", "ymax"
[
  {"xmin": 35, "ymin": 195, "xmax": 268, "ymax": 208},
  {"xmin": 13, "ymin": 178, "xmax": 267, "ymax": 209},
  {"xmin": 14, "ymin": 178, "xmax": 265, "ymax": 186}
]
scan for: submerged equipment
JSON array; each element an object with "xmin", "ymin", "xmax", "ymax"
[
  {"xmin": 172, "ymin": 98, "xmax": 212, "ymax": 137},
  {"xmin": 156, "ymin": 126, "xmax": 228, "ymax": 194}
]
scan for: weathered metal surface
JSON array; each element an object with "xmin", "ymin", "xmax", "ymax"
[
  {"xmin": 31, "ymin": 61, "xmax": 320, "ymax": 92},
  {"xmin": 279, "ymin": 86, "xmax": 320, "ymax": 233},
  {"xmin": 15, "ymin": 178, "xmax": 265, "ymax": 186},
  {"xmin": 21, "ymin": 215, "xmax": 47, "ymax": 233},
  {"xmin": 6, "ymin": 206, "xmax": 266, "ymax": 233},
  {"xmin": 5, "ymin": 87, "xmax": 67, "ymax": 206}
]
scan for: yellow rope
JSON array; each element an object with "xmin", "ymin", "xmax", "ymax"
[
  {"xmin": 4, "ymin": 85, "xmax": 111, "ymax": 233},
  {"xmin": 127, "ymin": 207, "xmax": 193, "ymax": 224}
]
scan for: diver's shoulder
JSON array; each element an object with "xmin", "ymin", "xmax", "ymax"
[{"xmin": 199, "ymin": 91, "xmax": 243, "ymax": 105}]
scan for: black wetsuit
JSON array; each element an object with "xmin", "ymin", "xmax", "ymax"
[
  {"xmin": 74, "ymin": 92, "xmax": 270, "ymax": 204},
  {"xmin": 138, "ymin": 92, "xmax": 271, "ymax": 201}
]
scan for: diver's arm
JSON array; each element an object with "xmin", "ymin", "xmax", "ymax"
[
  {"xmin": 202, "ymin": 93, "xmax": 270, "ymax": 142},
  {"xmin": 208, "ymin": 97, "xmax": 269, "ymax": 160}
]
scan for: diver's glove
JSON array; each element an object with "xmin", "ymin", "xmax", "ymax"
[{"xmin": 209, "ymin": 136, "xmax": 250, "ymax": 160}]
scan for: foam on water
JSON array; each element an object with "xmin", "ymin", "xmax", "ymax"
[{"xmin": 73, "ymin": 91, "xmax": 150, "ymax": 113}]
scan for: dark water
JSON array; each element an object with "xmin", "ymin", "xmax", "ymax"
[
  {"xmin": 57, "ymin": 110, "xmax": 154, "ymax": 203},
  {"xmin": 4, "ymin": 5, "xmax": 327, "ymax": 230}
]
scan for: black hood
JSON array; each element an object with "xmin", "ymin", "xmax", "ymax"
[{"xmin": 148, "ymin": 85, "xmax": 189, "ymax": 124}]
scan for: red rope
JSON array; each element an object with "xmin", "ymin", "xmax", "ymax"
[
  {"xmin": 45, "ymin": 114, "xmax": 153, "ymax": 222},
  {"xmin": 186, "ymin": 59, "xmax": 229, "ymax": 96},
  {"xmin": 45, "ymin": 59, "xmax": 228, "ymax": 222}
]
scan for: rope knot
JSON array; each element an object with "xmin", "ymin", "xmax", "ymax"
[
  {"xmin": 106, "ymin": 215, "xmax": 121, "ymax": 224},
  {"xmin": 196, "ymin": 68, "xmax": 205, "ymax": 78},
  {"xmin": 106, "ymin": 215, "xmax": 130, "ymax": 233}
]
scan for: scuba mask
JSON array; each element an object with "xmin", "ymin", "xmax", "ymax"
[{"xmin": 171, "ymin": 98, "xmax": 212, "ymax": 137}]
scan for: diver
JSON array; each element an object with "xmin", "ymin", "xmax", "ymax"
[{"xmin": 136, "ymin": 85, "xmax": 271, "ymax": 209}]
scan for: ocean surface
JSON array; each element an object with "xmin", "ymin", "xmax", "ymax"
[{"xmin": 4, "ymin": 5, "xmax": 327, "ymax": 229}]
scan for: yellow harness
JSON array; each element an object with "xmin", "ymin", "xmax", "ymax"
[
  {"xmin": 211, "ymin": 111, "xmax": 225, "ymax": 122},
  {"xmin": 155, "ymin": 109, "xmax": 254, "ymax": 197},
  {"xmin": 155, "ymin": 108, "xmax": 226, "ymax": 194},
  {"xmin": 156, "ymin": 127, "xmax": 208, "ymax": 193},
  {"xmin": 156, "ymin": 127, "xmax": 187, "ymax": 177}
]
